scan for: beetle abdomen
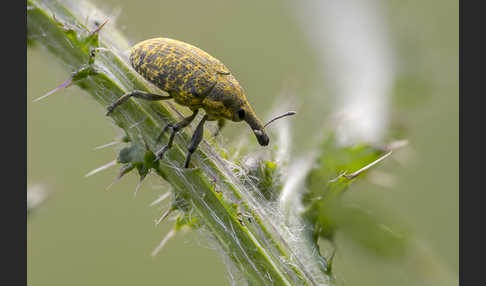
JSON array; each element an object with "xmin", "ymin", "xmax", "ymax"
[{"xmin": 129, "ymin": 38, "xmax": 229, "ymax": 101}]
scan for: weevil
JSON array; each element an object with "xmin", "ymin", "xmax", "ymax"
[{"xmin": 106, "ymin": 38, "xmax": 295, "ymax": 168}]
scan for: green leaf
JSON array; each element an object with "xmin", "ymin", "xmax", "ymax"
[{"xmin": 304, "ymin": 133, "xmax": 405, "ymax": 258}]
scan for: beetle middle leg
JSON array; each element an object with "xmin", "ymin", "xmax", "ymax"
[
  {"xmin": 106, "ymin": 90, "xmax": 172, "ymax": 116},
  {"xmin": 184, "ymin": 115, "xmax": 208, "ymax": 168},
  {"xmin": 155, "ymin": 110, "xmax": 199, "ymax": 162}
]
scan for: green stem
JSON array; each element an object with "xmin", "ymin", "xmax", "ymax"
[{"xmin": 27, "ymin": 0, "xmax": 333, "ymax": 285}]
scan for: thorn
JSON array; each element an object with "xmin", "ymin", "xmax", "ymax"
[
  {"xmin": 150, "ymin": 192, "xmax": 171, "ymax": 207},
  {"xmin": 53, "ymin": 13, "xmax": 62, "ymax": 26},
  {"xmin": 155, "ymin": 208, "xmax": 174, "ymax": 226},
  {"xmin": 383, "ymin": 139, "xmax": 409, "ymax": 152},
  {"xmin": 134, "ymin": 173, "xmax": 147, "ymax": 197},
  {"xmin": 90, "ymin": 18, "xmax": 109, "ymax": 35},
  {"xmin": 52, "ymin": 13, "xmax": 70, "ymax": 31},
  {"xmin": 343, "ymin": 151, "xmax": 393, "ymax": 180},
  {"xmin": 85, "ymin": 160, "xmax": 117, "ymax": 177},
  {"xmin": 151, "ymin": 229, "xmax": 177, "ymax": 257},
  {"xmin": 93, "ymin": 140, "xmax": 119, "ymax": 150},
  {"xmin": 329, "ymin": 171, "xmax": 347, "ymax": 183},
  {"xmin": 106, "ymin": 163, "xmax": 134, "ymax": 190},
  {"xmin": 33, "ymin": 77, "xmax": 73, "ymax": 102}
]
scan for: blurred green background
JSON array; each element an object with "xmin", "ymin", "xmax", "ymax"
[{"xmin": 27, "ymin": 0, "xmax": 458, "ymax": 285}]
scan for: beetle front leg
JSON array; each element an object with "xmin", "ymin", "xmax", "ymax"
[
  {"xmin": 184, "ymin": 115, "xmax": 208, "ymax": 168},
  {"xmin": 155, "ymin": 110, "xmax": 199, "ymax": 162},
  {"xmin": 106, "ymin": 91, "xmax": 172, "ymax": 116}
]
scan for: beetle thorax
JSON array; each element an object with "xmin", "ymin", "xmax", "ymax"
[{"xmin": 202, "ymin": 75, "xmax": 247, "ymax": 121}]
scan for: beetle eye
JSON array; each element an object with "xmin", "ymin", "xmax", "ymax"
[{"xmin": 237, "ymin": 109, "xmax": 245, "ymax": 120}]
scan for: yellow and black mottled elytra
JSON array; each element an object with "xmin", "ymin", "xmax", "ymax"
[{"xmin": 106, "ymin": 37, "xmax": 293, "ymax": 168}]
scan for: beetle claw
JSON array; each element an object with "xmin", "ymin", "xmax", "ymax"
[
  {"xmin": 106, "ymin": 104, "xmax": 115, "ymax": 116},
  {"xmin": 157, "ymin": 123, "xmax": 173, "ymax": 142},
  {"xmin": 154, "ymin": 145, "xmax": 169, "ymax": 162}
]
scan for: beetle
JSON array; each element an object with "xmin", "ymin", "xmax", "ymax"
[{"xmin": 106, "ymin": 37, "xmax": 294, "ymax": 168}]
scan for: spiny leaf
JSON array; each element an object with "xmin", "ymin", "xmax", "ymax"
[{"xmin": 304, "ymin": 133, "xmax": 407, "ymax": 258}]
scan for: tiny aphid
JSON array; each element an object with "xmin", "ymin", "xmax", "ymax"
[{"xmin": 106, "ymin": 38, "xmax": 295, "ymax": 168}]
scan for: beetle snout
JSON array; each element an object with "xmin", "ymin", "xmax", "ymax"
[{"xmin": 253, "ymin": 129, "xmax": 269, "ymax": 146}]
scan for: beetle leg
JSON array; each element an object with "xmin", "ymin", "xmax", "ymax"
[
  {"xmin": 106, "ymin": 91, "xmax": 172, "ymax": 116},
  {"xmin": 155, "ymin": 110, "xmax": 199, "ymax": 161},
  {"xmin": 184, "ymin": 115, "xmax": 209, "ymax": 168},
  {"xmin": 213, "ymin": 118, "xmax": 226, "ymax": 137},
  {"xmin": 156, "ymin": 123, "xmax": 173, "ymax": 142}
]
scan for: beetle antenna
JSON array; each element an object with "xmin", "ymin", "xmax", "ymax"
[{"xmin": 263, "ymin": 111, "xmax": 296, "ymax": 129}]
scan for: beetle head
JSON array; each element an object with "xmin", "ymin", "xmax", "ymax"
[
  {"xmin": 224, "ymin": 92, "xmax": 269, "ymax": 146},
  {"xmin": 206, "ymin": 76, "xmax": 286, "ymax": 146},
  {"xmin": 210, "ymin": 77, "xmax": 270, "ymax": 146}
]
